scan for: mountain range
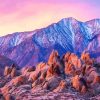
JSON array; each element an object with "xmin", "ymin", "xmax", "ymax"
[{"xmin": 0, "ymin": 17, "xmax": 100, "ymax": 67}]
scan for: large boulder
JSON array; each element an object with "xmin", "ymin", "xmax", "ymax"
[
  {"xmin": 71, "ymin": 75, "xmax": 87, "ymax": 93},
  {"xmin": 69, "ymin": 53, "xmax": 81, "ymax": 68},
  {"xmin": 11, "ymin": 67, "xmax": 17, "ymax": 78},
  {"xmin": 62, "ymin": 52, "xmax": 71, "ymax": 63},
  {"xmin": 21, "ymin": 66, "xmax": 35, "ymax": 78},
  {"xmin": 4, "ymin": 66, "xmax": 12, "ymax": 77},
  {"xmin": 53, "ymin": 80, "xmax": 67, "ymax": 92},
  {"xmin": 42, "ymin": 76, "xmax": 62, "ymax": 91},
  {"xmin": 46, "ymin": 64, "xmax": 61, "ymax": 79},
  {"xmin": 28, "ymin": 71, "xmax": 41, "ymax": 82},
  {"xmin": 11, "ymin": 75, "xmax": 27, "ymax": 86},
  {"xmin": 36, "ymin": 62, "xmax": 46, "ymax": 71},
  {"xmin": 64, "ymin": 53, "xmax": 82, "ymax": 76},
  {"xmin": 65, "ymin": 62, "xmax": 81, "ymax": 76},
  {"xmin": 4, "ymin": 64, "xmax": 19, "ymax": 78},
  {"xmin": 48, "ymin": 50, "xmax": 59, "ymax": 65},
  {"xmin": 48, "ymin": 50, "xmax": 65, "ymax": 77},
  {"xmin": 82, "ymin": 65, "xmax": 100, "ymax": 85},
  {"xmin": 1, "ymin": 85, "xmax": 11, "ymax": 96},
  {"xmin": 81, "ymin": 52, "xmax": 94, "ymax": 65}
]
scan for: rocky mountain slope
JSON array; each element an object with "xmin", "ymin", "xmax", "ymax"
[{"xmin": 0, "ymin": 17, "xmax": 100, "ymax": 67}]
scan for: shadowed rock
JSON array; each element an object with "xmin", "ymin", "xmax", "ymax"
[
  {"xmin": 71, "ymin": 75, "xmax": 87, "ymax": 93},
  {"xmin": 53, "ymin": 80, "xmax": 67, "ymax": 92}
]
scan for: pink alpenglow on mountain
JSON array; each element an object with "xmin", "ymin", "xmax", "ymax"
[{"xmin": 0, "ymin": 18, "xmax": 100, "ymax": 68}]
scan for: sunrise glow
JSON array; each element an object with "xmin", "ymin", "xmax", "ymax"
[{"xmin": 0, "ymin": 0, "xmax": 100, "ymax": 36}]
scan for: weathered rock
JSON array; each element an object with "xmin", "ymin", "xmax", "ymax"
[
  {"xmin": 21, "ymin": 66, "xmax": 35, "ymax": 74},
  {"xmin": 53, "ymin": 80, "xmax": 67, "ymax": 92},
  {"xmin": 82, "ymin": 65, "xmax": 100, "ymax": 85},
  {"xmin": 1, "ymin": 85, "xmax": 11, "ymax": 96},
  {"xmin": 4, "ymin": 66, "xmax": 12, "ymax": 76},
  {"xmin": 69, "ymin": 53, "xmax": 81, "ymax": 68},
  {"xmin": 36, "ymin": 62, "xmax": 46, "ymax": 71},
  {"xmin": 81, "ymin": 52, "xmax": 94, "ymax": 65},
  {"xmin": 11, "ymin": 75, "xmax": 27, "ymax": 86},
  {"xmin": 4, "ymin": 93, "xmax": 15, "ymax": 100},
  {"xmin": 1, "ymin": 51, "xmax": 100, "ymax": 99},
  {"xmin": 11, "ymin": 68, "xmax": 17, "ymax": 78},
  {"xmin": 48, "ymin": 50, "xmax": 59, "ymax": 65},
  {"xmin": 64, "ymin": 53, "xmax": 82, "ymax": 76},
  {"xmin": 65, "ymin": 62, "xmax": 81, "ymax": 76},
  {"xmin": 48, "ymin": 50, "xmax": 65, "ymax": 78},
  {"xmin": 71, "ymin": 75, "xmax": 87, "ymax": 93},
  {"xmin": 28, "ymin": 71, "xmax": 41, "ymax": 82},
  {"xmin": 62, "ymin": 52, "xmax": 71, "ymax": 63},
  {"xmin": 46, "ymin": 65, "xmax": 61, "ymax": 79},
  {"xmin": 43, "ymin": 76, "xmax": 62, "ymax": 91}
]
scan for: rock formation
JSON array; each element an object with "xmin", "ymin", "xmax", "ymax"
[{"xmin": 0, "ymin": 50, "xmax": 100, "ymax": 99}]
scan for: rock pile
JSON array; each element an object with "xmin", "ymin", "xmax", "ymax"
[{"xmin": 0, "ymin": 50, "xmax": 100, "ymax": 100}]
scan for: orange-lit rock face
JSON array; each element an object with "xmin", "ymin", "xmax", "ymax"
[
  {"xmin": 32, "ymin": 78, "xmax": 44, "ymax": 88},
  {"xmin": 10, "ymin": 67, "xmax": 17, "ymax": 78},
  {"xmin": 64, "ymin": 53, "xmax": 82, "ymax": 76},
  {"xmin": 63, "ymin": 52, "xmax": 71, "ymax": 62},
  {"xmin": 3, "ymin": 93, "xmax": 14, "ymax": 100},
  {"xmin": 72, "ymin": 75, "xmax": 87, "ymax": 93},
  {"xmin": 46, "ymin": 66, "xmax": 53, "ymax": 78},
  {"xmin": 53, "ymin": 80, "xmax": 67, "ymax": 92},
  {"xmin": 69, "ymin": 53, "xmax": 81, "ymax": 68},
  {"xmin": 4, "ymin": 66, "xmax": 12, "ymax": 76},
  {"xmin": 39, "ymin": 70, "xmax": 47, "ymax": 80},
  {"xmin": 4, "ymin": 66, "xmax": 18, "ymax": 78},
  {"xmin": 46, "ymin": 64, "xmax": 62, "ymax": 79},
  {"xmin": 26, "ymin": 66, "xmax": 35, "ymax": 72},
  {"xmin": 82, "ymin": 65, "xmax": 100, "ymax": 85},
  {"xmin": 1, "ymin": 50, "xmax": 100, "ymax": 99},
  {"xmin": 59, "ymin": 80, "xmax": 67, "ymax": 89},
  {"xmin": 47, "ymin": 50, "xmax": 64, "ymax": 77},
  {"xmin": 65, "ymin": 62, "xmax": 81, "ymax": 76},
  {"xmin": 43, "ymin": 76, "xmax": 62, "ymax": 91},
  {"xmin": 1, "ymin": 86, "xmax": 11, "ymax": 95},
  {"xmin": 81, "ymin": 52, "xmax": 90, "ymax": 61},
  {"xmin": 48, "ymin": 50, "xmax": 59, "ymax": 65},
  {"xmin": 12, "ymin": 75, "xmax": 26, "ymax": 86},
  {"xmin": 21, "ymin": 66, "xmax": 35, "ymax": 73},
  {"xmin": 81, "ymin": 52, "xmax": 94, "ymax": 65},
  {"xmin": 21, "ymin": 66, "xmax": 35, "ymax": 78},
  {"xmin": 29, "ymin": 71, "xmax": 41, "ymax": 82},
  {"xmin": 87, "ymin": 72, "xmax": 100, "ymax": 85},
  {"xmin": 36, "ymin": 62, "xmax": 46, "ymax": 71},
  {"xmin": 72, "ymin": 75, "xmax": 81, "ymax": 90},
  {"xmin": 65, "ymin": 62, "xmax": 75, "ymax": 75}
]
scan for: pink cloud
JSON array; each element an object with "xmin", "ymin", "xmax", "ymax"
[{"xmin": 0, "ymin": 0, "xmax": 100, "ymax": 36}]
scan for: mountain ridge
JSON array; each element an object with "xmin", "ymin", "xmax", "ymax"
[
  {"xmin": 1, "ymin": 17, "xmax": 100, "ymax": 38},
  {"xmin": 0, "ymin": 17, "xmax": 100, "ymax": 67}
]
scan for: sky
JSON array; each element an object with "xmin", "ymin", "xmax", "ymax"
[{"xmin": 0, "ymin": 0, "xmax": 100, "ymax": 36}]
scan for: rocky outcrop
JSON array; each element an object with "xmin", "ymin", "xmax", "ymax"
[
  {"xmin": 53, "ymin": 80, "xmax": 67, "ymax": 92},
  {"xmin": 82, "ymin": 65, "xmax": 100, "ymax": 86},
  {"xmin": 11, "ymin": 75, "xmax": 27, "ymax": 86},
  {"xmin": 71, "ymin": 75, "xmax": 87, "ymax": 93},
  {"xmin": 4, "ymin": 64, "xmax": 19, "ymax": 78},
  {"xmin": 0, "ymin": 50, "xmax": 100, "ymax": 99},
  {"xmin": 64, "ymin": 53, "xmax": 82, "ymax": 76}
]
